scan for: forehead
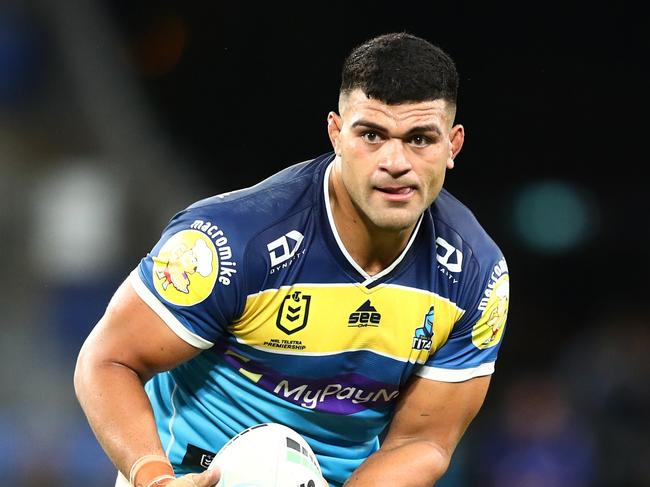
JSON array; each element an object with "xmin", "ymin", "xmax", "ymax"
[{"xmin": 340, "ymin": 89, "xmax": 452, "ymax": 131}]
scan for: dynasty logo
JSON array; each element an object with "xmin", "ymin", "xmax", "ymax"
[
  {"xmin": 412, "ymin": 306, "xmax": 434, "ymax": 351},
  {"xmin": 348, "ymin": 300, "xmax": 381, "ymax": 327}
]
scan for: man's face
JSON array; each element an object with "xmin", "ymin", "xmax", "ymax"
[{"xmin": 328, "ymin": 89, "xmax": 463, "ymax": 232}]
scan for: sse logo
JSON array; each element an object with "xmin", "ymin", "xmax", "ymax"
[{"xmin": 348, "ymin": 300, "xmax": 381, "ymax": 327}]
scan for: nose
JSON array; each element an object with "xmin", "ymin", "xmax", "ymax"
[{"xmin": 378, "ymin": 139, "xmax": 411, "ymax": 177}]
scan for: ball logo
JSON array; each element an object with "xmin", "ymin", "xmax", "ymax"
[
  {"xmin": 472, "ymin": 275, "xmax": 509, "ymax": 349},
  {"xmin": 152, "ymin": 229, "xmax": 218, "ymax": 306}
]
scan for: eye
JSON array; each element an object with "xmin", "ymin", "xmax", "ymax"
[
  {"xmin": 409, "ymin": 135, "xmax": 432, "ymax": 147},
  {"xmin": 361, "ymin": 131, "xmax": 383, "ymax": 144}
]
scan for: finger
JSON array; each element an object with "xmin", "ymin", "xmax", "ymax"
[
  {"xmin": 167, "ymin": 467, "xmax": 221, "ymax": 486},
  {"xmin": 194, "ymin": 468, "xmax": 221, "ymax": 486}
]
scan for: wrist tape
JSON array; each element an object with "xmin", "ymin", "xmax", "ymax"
[{"xmin": 129, "ymin": 455, "xmax": 175, "ymax": 487}]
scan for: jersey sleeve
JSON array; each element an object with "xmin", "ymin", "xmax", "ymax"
[
  {"xmin": 415, "ymin": 255, "xmax": 510, "ymax": 382},
  {"xmin": 130, "ymin": 206, "xmax": 247, "ymax": 348}
]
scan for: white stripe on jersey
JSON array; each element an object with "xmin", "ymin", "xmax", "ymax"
[
  {"xmin": 130, "ymin": 270, "xmax": 214, "ymax": 349},
  {"xmin": 414, "ymin": 362, "xmax": 494, "ymax": 382}
]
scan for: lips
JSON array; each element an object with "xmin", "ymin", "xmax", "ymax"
[
  {"xmin": 375, "ymin": 185, "xmax": 416, "ymax": 201},
  {"xmin": 377, "ymin": 186, "xmax": 414, "ymax": 194}
]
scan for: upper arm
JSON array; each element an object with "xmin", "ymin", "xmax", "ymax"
[
  {"xmin": 77, "ymin": 205, "xmax": 252, "ymax": 380},
  {"xmin": 381, "ymin": 375, "xmax": 491, "ymax": 458},
  {"xmin": 77, "ymin": 276, "xmax": 203, "ymax": 382}
]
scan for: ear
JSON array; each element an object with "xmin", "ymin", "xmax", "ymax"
[
  {"xmin": 327, "ymin": 111, "xmax": 342, "ymax": 155},
  {"xmin": 447, "ymin": 124, "xmax": 465, "ymax": 169}
]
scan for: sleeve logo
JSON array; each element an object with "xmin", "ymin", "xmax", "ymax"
[
  {"xmin": 267, "ymin": 230, "xmax": 304, "ymax": 267},
  {"xmin": 152, "ymin": 229, "xmax": 218, "ymax": 306},
  {"xmin": 472, "ymin": 274, "xmax": 509, "ymax": 349},
  {"xmin": 435, "ymin": 237, "xmax": 463, "ymax": 273}
]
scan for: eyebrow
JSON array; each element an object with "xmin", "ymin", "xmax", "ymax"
[{"xmin": 351, "ymin": 119, "xmax": 442, "ymax": 137}]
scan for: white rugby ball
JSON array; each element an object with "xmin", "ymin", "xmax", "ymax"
[{"xmin": 209, "ymin": 422, "xmax": 325, "ymax": 487}]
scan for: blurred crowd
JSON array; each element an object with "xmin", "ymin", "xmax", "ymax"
[{"xmin": 1, "ymin": 2, "xmax": 648, "ymax": 486}]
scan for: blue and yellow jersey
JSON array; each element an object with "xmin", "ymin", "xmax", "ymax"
[{"xmin": 131, "ymin": 152, "xmax": 510, "ymax": 486}]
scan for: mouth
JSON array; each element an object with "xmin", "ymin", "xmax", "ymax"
[{"xmin": 375, "ymin": 186, "xmax": 416, "ymax": 201}]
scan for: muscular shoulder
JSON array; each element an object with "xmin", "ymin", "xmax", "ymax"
[
  {"xmin": 430, "ymin": 189, "xmax": 508, "ymax": 310},
  {"xmin": 432, "ymin": 189, "xmax": 503, "ymax": 261},
  {"xmin": 171, "ymin": 154, "xmax": 326, "ymax": 237},
  {"xmin": 160, "ymin": 153, "xmax": 331, "ymax": 288},
  {"xmin": 135, "ymin": 153, "xmax": 332, "ymax": 341},
  {"xmin": 187, "ymin": 155, "xmax": 328, "ymax": 226},
  {"xmin": 191, "ymin": 157, "xmax": 323, "ymax": 217}
]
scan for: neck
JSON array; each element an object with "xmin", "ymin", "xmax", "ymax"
[{"xmin": 328, "ymin": 165, "xmax": 417, "ymax": 276}]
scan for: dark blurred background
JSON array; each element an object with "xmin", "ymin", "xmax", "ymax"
[{"xmin": 1, "ymin": 1, "xmax": 648, "ymax": 486}]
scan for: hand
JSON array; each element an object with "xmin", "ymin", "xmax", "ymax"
[{"xmin": 164, "ymin": 468, "xmax": 220, "ymax": 486}]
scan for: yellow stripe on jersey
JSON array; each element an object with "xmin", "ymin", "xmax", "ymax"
[
  {"xmin": 224, "ymin": 349, "xmax": 264, "ymax": 382},
  {"xmin": 231, "ymin": 284, "xmax": 464, "ymax": 363}
]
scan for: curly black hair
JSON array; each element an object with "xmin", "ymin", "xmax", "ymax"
[{"xmin": 340, "ymin": 32, "xmax": 458, "ymax": 106}]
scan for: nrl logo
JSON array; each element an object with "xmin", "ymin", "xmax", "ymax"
[{"xmin": 276, "ymin": 291, "xmax": 312, "ymax": 335}]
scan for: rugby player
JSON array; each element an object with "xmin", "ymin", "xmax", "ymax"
[{"xmin": 75, "ymin": 32, "xmax": 510, "ymax": 487}]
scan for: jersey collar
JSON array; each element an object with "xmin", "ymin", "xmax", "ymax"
[{"xmin": 322, "ymin": 160, "xmax": 424, "ymax": 287}]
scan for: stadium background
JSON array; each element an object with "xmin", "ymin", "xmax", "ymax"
[{"xmin": 1, "ymin": 1, "xmax": 647, "ymax": 485}]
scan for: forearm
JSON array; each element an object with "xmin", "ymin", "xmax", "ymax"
[
  {"xmin": 74, "ymin": 357, "xmax": 167, "ymax": 480},
  {"xmin": 344, "ymin": 440, "xmax": 450, "ymax": 487}
]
